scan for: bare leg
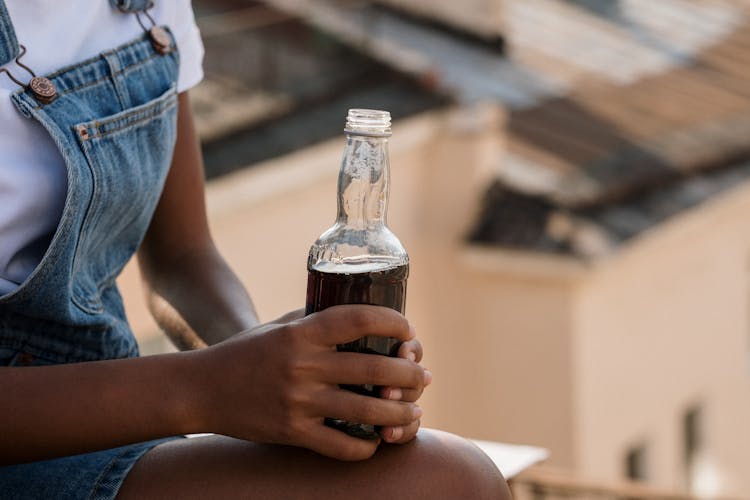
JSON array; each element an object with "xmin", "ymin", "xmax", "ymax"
[{"xmin": 118, "ymin": 429, "xmax": 511, "ymax": 499}]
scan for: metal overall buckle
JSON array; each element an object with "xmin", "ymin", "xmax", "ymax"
[
  {"xmin": 130, "ymin": 1, "xmax": 173, "ymax": 55},
  {"xmin": 0, "ymin": 44, "xmax": 57, "ymax": 104}
]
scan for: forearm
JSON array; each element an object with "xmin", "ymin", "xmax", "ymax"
[
  {"xmin": 0, "ymin": 351, "xmax": 202, "ymax": 464},
  {"xmin": 141, "ymin": 244, "xmax": 259, "ymax": 348},
  {"xmin": 2, "ymin": 306, "xmax": 428, "ymax": 464},
  {"xmin": 137, "ymin": 92, "xmax": 259, "ymax": 348}
]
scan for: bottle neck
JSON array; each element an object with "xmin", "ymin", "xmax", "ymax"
[{"xmin": 336, "ymin": 133, "xmax": 390, "ymax": 229}]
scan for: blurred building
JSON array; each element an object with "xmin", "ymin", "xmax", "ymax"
[{"xmin": 118, "ymin": 0, "xmax": 750, "ymax": 497}]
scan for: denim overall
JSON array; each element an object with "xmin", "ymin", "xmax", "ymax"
[
  {"xmin": 0, "ymin": 1, "xmax": 183, "ymax": 497},
  {"xmin": 0, "ymin": 0, "xmax": 178, "ymax": 365}
]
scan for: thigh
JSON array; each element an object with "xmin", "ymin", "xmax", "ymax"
[{"xmin": 117, "ymin": 429, "xmax": 510, "ymax": 500}]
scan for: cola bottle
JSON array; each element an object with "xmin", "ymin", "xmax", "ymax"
[{"xmin": 306, "ymin": 109, "xmax": 409, "ymax": 439}]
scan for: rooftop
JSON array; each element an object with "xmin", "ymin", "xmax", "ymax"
[
  {"xmin": 475, "ymin": 0, "xmax": 750, "ymax": 258},
  {"xmin": 196, "ymin": 0, "xmax": 750, "ymax": 258},
  {"xmin": 191, "ymin": 0, "xmax": 448, "ymax": 178}
]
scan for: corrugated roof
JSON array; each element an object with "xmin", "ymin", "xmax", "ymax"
[
  {"xmin": 505, "ymin": 33, "xmax": 750, "ymax": 208},
  {"xmin": 191, "ymin": 0, "xmax": 447, "ymax": 178},
  {"xmin": 253, "ymin": 0, "xmax": 750, "ymax": 257},
  {"xmin": 472, "ymin": 160, "xmax": 750, "ymax": 259},
  {"xmin": 479, "ymin": 1, "xmax": 750, "ymax": 256}
]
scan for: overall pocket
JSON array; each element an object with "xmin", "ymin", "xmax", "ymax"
[{"xmin": 71, "ymin": 85, "xmax": 178, "ymax": 314}]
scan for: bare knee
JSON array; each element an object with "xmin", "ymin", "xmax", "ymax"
[
  {"xmin": 378, "ymin": 429, "xmax": 512, "ymax": 500},
  {"xmin": 118, "ymin": 432, "xmax": 511, "ymax": 500}
]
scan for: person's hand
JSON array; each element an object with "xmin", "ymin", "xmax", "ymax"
[
  {"xmin": 262, "ymin": 309, "xmax": 431, "ymax": 446},
  {"xmin": 190, "ymin": 305, "xmax": 427, "ymax": 461},
  {"xmin": 277, "ymin": 309, "xmax": 430, "ymax": 446},
  {"xmin": 378, "ymin": 330, "xmax": 430, "ymax": 444}
]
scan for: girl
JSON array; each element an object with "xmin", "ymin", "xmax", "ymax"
[{"xmin": 0, "ymin": 1, "xmax": 510, "ymax": 498}]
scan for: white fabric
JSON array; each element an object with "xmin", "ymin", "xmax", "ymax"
[
  {"xmin": 471, "ymin": 440, "xmax": 549, "ymax": 479},
  {"xmin": 0, "ymin": 1, "xmax": 205, "ymax": 294}
]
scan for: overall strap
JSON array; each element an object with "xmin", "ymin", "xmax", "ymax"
[
  {"xmin": 0, "ymin": 0, "xmax": 20, "ymax": 67},
  {"xmin": 109, "ymin": 0, "xmax": 152, "ymax": 13}
]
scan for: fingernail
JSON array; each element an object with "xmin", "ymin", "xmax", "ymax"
[
  {"xmin": 407, "ymin": 351, "xmax": 416, "ymax": 362},
  {"xmin": 424, "ymin": 370, "xmax": 433, "ymax": 386},
  {"xmin": 388, "ymin": 387, "xmax": 403, "ymax": 400},
  {"xmin": 390, "ymin": 426, "xmax": 403, "ymax": 441},
  {"xmin": 412, "ymin": 406, "xmax": 423, "ymax": 419}
]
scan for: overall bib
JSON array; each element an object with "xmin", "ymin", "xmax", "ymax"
[{"xmin": 0, "ymin": 1, "xmax": 184, "ymax": 497}]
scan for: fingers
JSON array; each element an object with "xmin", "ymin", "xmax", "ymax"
[
  {"xmin": 318, "ymin": 352, "xmax": 424, "ymax": 389},
  {"xmin": 381, "ymin": 387, "xmax": 403, "ymax": 401},
  {"xmin": 380, "ymin": 418, "xmax": 421, "ymax": 444},
  {"xmin": 273, "ymin": 308, "xmax": 306, "ymax": 324},
  {"xmin": 380, "ymin": 332, "xmax": 424, "ymax": 401},
  {"xmin": 304, "ymin": 305, "xmax": 412, "ymax": 346},
  {"xmin": 317, "ymin": 388, "xmax": 422, "ymax": 427},
  {"xmin": 301, "ymin": 422, "xmax": 381, "ymax": 461},
  {"xmin": 383, "ymin": 386, "xmax": 422, "ymax": 403},
  {"xmin": 380, "ymin": 368, "xmax": 431, "ymax": 402},
  {"xmin": 398, "ymin": 336, "xmax": 423, "ymax": 363}
]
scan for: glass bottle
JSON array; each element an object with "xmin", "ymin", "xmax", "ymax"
[{"xmin": 305, "ymin": 109, "xmax": 409, "ymax": 439}]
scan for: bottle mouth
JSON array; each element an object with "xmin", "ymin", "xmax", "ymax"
[{"xmin": 345, "ymin": 109, "xmax": 392, "ymax": 137}]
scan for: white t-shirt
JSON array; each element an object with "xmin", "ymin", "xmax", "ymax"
[{"xmin": 0, "ymin": 1, "xmax": 205, "ymax": 295}]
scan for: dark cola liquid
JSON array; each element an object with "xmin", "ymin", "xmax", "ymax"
[{"xmin": 305, "ymin": 263, "xmax": 408, "ymax": 439}]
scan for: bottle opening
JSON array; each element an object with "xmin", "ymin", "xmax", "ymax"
[{"xmin": 345, "ymin": 109, "xmax": 391, "ymax": 137}]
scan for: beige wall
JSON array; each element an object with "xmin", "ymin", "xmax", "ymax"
[
  {"xmin": 451, "ymin": 249, "xmax": 580, "ymax": 467},
  {"xmin": 397, "ymin": 104, "xmax": 578, "ymax": 466},
  {"xmin": 574, "ymin": 181, "xmax": 750, "ymax": 496}
]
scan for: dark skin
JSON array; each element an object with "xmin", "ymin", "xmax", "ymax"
[{"xmin": 1, "ymin": 93, "xmax": 511, "ymax": 499}]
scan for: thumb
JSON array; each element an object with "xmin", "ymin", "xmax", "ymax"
[{"xmin": 273, "ymin": 308, "xmax": 306, "ymax": 324}]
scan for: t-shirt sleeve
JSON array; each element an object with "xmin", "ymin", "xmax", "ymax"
[{"xmin": 170, "ymin": 1, "xmax": 205, "ymax": 92}]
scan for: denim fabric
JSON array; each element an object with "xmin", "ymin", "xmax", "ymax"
[
  {"xmin": 0, "ymin": 436, "xmax": 182, "ymax": 500},
  {"xmin": 0, "ymin": 4, "xmax": 182, "ymax": 498},
  {"xmin": 109, "ymin": 0, "xmax": 153, "ymax": 13},
  {"xmin": 0, "ymin": 0, "xmax": 19, "ymax": 66},
  {"xmin": 0, "ymin": 31, "xmax": 180, "ymax": 363}
]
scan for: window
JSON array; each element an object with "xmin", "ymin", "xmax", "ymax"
[
  {"xmin": 624, "ymin": 443, "xmax": 648, "ymax": 481},
  {"xmin": 683, "ymin": 405, "xmax": 703, "ymax": 488}
]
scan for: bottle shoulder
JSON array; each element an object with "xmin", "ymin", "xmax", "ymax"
[{"xmin": 308, "ymin": 223, "xmax": 408, "ymax": 270}]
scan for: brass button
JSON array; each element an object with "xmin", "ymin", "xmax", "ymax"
[
  {"xmin": 149, "ymin": 26, "xmax": 172, "ymax": 55},
  {"xmin": 76, "ymin": 124, "xmax": 90, "ymax": 140},
  {"xmin": 29, "ymin": 76, "xmax": 57, "ymax": 104}
]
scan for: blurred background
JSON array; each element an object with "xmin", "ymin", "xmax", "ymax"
[{"xmin": 118, "ymin": 0, "xmax": 750, "ymax": 497}]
